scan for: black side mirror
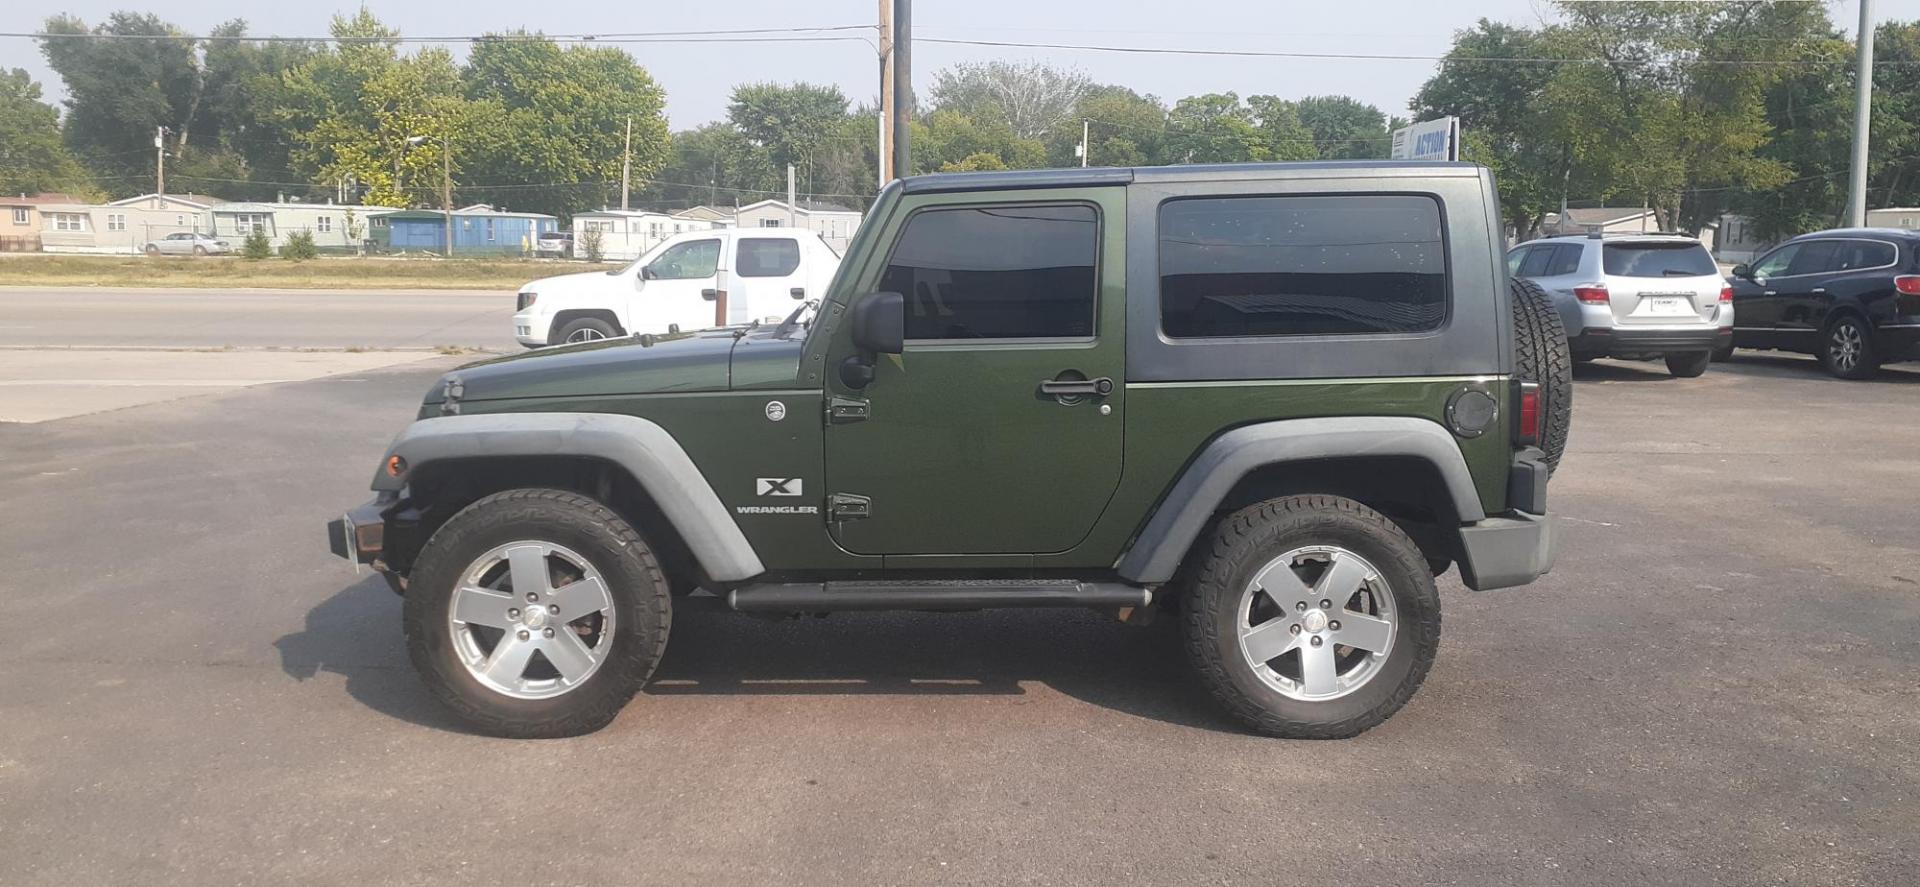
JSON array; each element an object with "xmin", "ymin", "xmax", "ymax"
[
  {"xmin": 640, "ymin": 265, "xmax": 657, "ymax": 280},
  {"xmin": 1731, "ymin": 263, "xmax": 1752, "ymax": 280},
  {"xmin": 790, "ymin": 287, "xmax": 806, "ymax": 300},
  {"xmin": 839, "ymin": 291, "xmax": 904, "ymax": 389},
  {"xmin": 850, "ymin": 291, "xmax": 904, "ymax": 355}
]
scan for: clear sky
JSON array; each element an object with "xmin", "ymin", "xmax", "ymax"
[{"xmin": 4, "ymin": 1, "xmax": 1916, "ymax": 129}]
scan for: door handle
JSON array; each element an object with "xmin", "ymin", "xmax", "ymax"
[
  {"xmin": 1811, "ymin": 287, "xmax": 1828, "ymax": 294},
  {"xmin": 1763, "ymin": 290, "xmax": 1777, "ymax": 296},
  {"xmin": 1039, "ymin": 377, "xmax": 1114, "ymax": 397}
]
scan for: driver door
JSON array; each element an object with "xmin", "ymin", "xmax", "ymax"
[{"xmin": 636, "ymin": 237, "xmax": 723, "ymax": 332}]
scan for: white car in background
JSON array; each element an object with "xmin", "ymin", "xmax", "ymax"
[
  {"xmin": 142, "ymin": 232, "xmax": 232, "ymax": 256},
  {"xmin": 513, "ymin": 227, "xmax": 842, "ymax": 347}
]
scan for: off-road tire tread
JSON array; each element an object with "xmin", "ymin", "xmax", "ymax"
[
  {"xmin": 1509, "ymin": 277, "xmax": 1573, "ymax": 473},
  {"xmin": 404, "ymin": 488, "xmax": 670, "ymax": 738},
  {"xmin": 1182, "ymin": 495, "xmax": 1440, "ymax": 739}
]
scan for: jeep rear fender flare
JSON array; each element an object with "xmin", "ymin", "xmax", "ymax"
[
  {"xmin": 370, "ymin": 412, "xmax": 764, "ymax": 582},
  {"xmin": 1115, "ymin": 417, "xmax": 1487, "ymax": 584}
]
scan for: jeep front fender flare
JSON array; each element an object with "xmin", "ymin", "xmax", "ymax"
[
  {"xmin": 1114, "ymin": 417, "xmax": 1486, "ymax": 584},
  {"xmin": 369, "ymin": 412, "xmax": 764, "ymax": 582}
]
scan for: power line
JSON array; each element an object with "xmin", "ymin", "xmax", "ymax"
[{"xmin": 2, "ymin": 25, "xmax": 875, "ymax": 44}]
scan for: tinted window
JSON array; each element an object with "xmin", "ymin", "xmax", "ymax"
[
  {"xmin": 880, "ymin": 204, "xmax": 1098, "ymax": 340},
  {"xmin": 736, "ymin": 237, "xmax": 801, "ymax": 278},
  {"xmin": 648, "ymin": 239, "xmax": 720, "ymax": 280},
  {"xmin": 1545, "ymin": 244, "xmax": 1584, "ymax": 276},
  {"xmin": 1751, "ymin": 243, "xmax": 1798, "ymax": 278},
  {"xmin": 1517, "ymin": 246, "xmax": 1554, "ymax": 278},
  {"xmin": 1159, "ymin": 195, "xmax": 1447, "ymax": 338},
  {"xmin": 1506, "ymin": 247, "xmax": 1531, "ymax": 276},
  {"xmin": 1833, "ymin": 240, "xmax": 1896, "ymax": 271},
  {"xmin": 1786, "ymin": 241, "xmax": 1840, "ymax": 276},
  {"xmin": 1602, "ymin": 242, "xmax": 1717, "ymax": 277}
]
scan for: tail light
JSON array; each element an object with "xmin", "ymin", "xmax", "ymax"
[
  {"xmin": 1573, "ymin": 285, "xmax": 1610, "ymax": 305},
  {"xmin": 1895, "ymin": 275, "xmax": 1920, "ymax": 295},
  {"xmin": 1719, "ymin": 285, "xmax": 1734, "ymax": 302},
  {"xmin": 1514, "ymin": 381, "xmax": 1542, "ymax": 447}
]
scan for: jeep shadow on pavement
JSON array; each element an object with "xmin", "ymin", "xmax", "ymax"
[{"xmin": 326, "ymin": 161, "xmax": 1571, "ymax": 740}]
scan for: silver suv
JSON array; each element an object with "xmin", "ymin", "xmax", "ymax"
[{"xmin": 1508, "ymin": 234, "xmax": 1732, "ymax": 377}]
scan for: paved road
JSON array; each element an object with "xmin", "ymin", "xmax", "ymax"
[
  {"xmin": 0, "ymin": 287, "xmax": 519, "ymax": 350},
  {"xmin": 0, "ymin": 353, "xmax": 1915, "ymax": 885}
]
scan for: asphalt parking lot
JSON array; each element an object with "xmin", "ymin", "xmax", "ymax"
[{"xmin": 1, "ymin": 347, "xmax": 1916, "ymax": 885}]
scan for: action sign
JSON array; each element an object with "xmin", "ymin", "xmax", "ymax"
[{"xmin": 1390, "ymin": 117, "xmax": 1460, "ymax": 161}]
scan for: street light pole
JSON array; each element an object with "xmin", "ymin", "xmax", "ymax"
[
  {"xmin": 1848, "ymin": 0, "xmax": 1876, "ymax": 228},
  {"xmin": 891, "ymin": 0, "xmax": 912, "ymax": 180}
]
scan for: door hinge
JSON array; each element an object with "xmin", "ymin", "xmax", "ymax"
[
  {"xmin": 827, "ymin": 492, "xmax": 872, "ymax": 521},
  {"xmin": 827, "ymin": 395, "xmax": 870, "ymax": 424}
]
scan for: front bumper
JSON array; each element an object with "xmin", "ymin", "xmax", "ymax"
[
  {"xmin": 326, "ymin": 497, "xmax": 389, "ymax": 568},
  {"xmin": 1457, "ymin": 510, "xmax": 1558, "ymax": 591},
  {"xmin": 1573, "ymin": 324, "xmax": 1730, "ymax": 358},
  {"xmin": 511, "ymin": 309, "xmax": 548, "ymax": 347}
]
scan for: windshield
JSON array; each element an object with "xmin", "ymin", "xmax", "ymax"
[{"xmin": 1603, "ymin": 242, "xmax": 1719, "ymax": 278}]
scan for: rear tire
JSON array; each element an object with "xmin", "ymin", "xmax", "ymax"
[
  {"xmin": 1819, "ymin": 314, "xmax": 1880, "ymax": 380},
  {"xmin": 192, "ymin": 245, "xmax": 207, "ymax": 256},
  {"xmin": 404, "ymin": 489, "xmax": 670, "ymax": 738},
  {"xmin": 144, "ymin": 245, "xmax": 160, "ymax": 256},
  {"xmin": 1665, "ymin": 351, "xmax": 1711, "ymax": 378},
  {"xmin": 1711, "ymin": 340, "xmax": 1736, "ymax": 362},
  {"xmin": 1181, "ymin": 495, "xmax": 1440, "ymax": 739},
  {"xmin": 1509, "ymin": 277, "xmax": 1573, "ymax": 473}
]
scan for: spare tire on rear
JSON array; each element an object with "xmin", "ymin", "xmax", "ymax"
[{"xmin": 1509, "ymin": 277, "xmax": 1573, "ymax": 474}]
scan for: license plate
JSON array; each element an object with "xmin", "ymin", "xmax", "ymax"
[{"xmin": 1641, "ymin": 296, "xmax": 1693, "ymax": 316}]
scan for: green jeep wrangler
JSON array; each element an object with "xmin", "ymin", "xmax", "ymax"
[{"xmin": 328, "ymin": 162, "xmax": 1571, "ymax": 740}]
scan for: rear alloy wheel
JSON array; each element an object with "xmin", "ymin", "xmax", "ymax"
[
  {"xmin": 1820, "ymin": 315, "xmax": 1879, "ymax": 380},
  {"xmin": 144, "ymin": 245, "xmax": 160, "ymax": 256},
  {"xmin": 192, "ymin": 245, "xmax": 207, "ymax": 256},
  {"xmin": 1183, "ymin": 495, "xmax": 1439, "ymax": 739},
  {"xmin": 1665, "ymin": 351, "xmax": 1712, "ymax": 378},
  {"xmin": 405, "ymin": 489, "xmax": 670, "ymax": 738}
]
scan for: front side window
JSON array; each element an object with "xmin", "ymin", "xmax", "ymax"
[
  {"xmin": 1786, "ymin": 241, "xmax": 1841, "ymax": 276},
  {"xmin": 1603, "ymin": 242, "xmax": 1718, "ymax": 277},
  {"xmin": 1545, "ymin": 244, "xmax": 1584, "ymax": 276},
  {"xmin": 880, "ymin": 203, "xmax": 1099, "ymax": 340},
  {"xmin": 736, "ymin": 237, "xmax": 801, "ymax": 278},
  {"xmin": 1516, "ymin": 246, "xmax": 1554, "ymax": 278},
  {"xmin": 1159, "ymin": 195, "xmax": 1447, "ymax": 338},
  {"xmin": 1506, "ymin": 246, "xmax": 1531, "ymax": 276},
  {"xmin": 647, "ymin": 238, "xmax": 721, "ymax": 280},
  {"xmin": 1750, "ymin": 243, "xmax": 1799, "ymax": 278}
]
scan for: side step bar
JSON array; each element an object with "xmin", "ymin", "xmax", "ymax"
[{"xmin": 728, "ymin": 580, "xmax": 1152, "ymax": 613}]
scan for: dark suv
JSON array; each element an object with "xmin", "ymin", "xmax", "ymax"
[
  {"xmin": 326, "ymin": 162, "xmax": 1571, "ymax": 740},
  {"xmin": 1728, "ymin": 228, "xmax": 1920, "ymax": 378}
]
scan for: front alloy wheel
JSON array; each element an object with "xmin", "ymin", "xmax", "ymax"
[{"xmin": 448, "ymin": 541, "xmax": 615, "ymax": 699}]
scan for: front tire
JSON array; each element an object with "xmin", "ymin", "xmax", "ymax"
[
  {"xmin": 404, "ymin": 489, "xmax": 670, "ymax": 738},
  {"xmin": 1820, "ymin": 314, "xmax": 1879, "ymax": 380},
  {"xmin": 1181, "ymin": 495, "xmax": 1440, "ymax": 739},
  {"xmin": 555, "ymin": 316, "xmax": 619, "ymax": 345},
  {"xmin": 1665, "ymin": 351, "xmax": 1711, "ymax": 377}
]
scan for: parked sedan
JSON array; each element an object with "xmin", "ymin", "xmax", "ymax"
[
  {"xmin": 142, "ymin": 232, "xmax": 232, "ymax": 256},
  {"xmin": 534, "ymin": 231, "xmax": 573, "ymax": 258},
  {"xmin": 1728, "ymin": 228, "xmax": 1920, "ymax": 379}
]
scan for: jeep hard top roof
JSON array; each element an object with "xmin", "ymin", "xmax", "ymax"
[{"xmin": 899, "ymin": 160, "xmax": 1487, "ymax": 195}]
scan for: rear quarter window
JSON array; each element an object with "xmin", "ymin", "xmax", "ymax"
[
  {"xmin": 1602, "ymin": 242, "xmax": 1718, "ymax": 277},
  {"xmin": 1157, "ymin": 194, "xmax": 1448, "ymax": 338}
]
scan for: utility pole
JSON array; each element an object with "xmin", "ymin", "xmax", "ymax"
[
  {"xmin": 787, "ymin": 164, "xmax": 798, "ymax": 226},
  {"xmin": 891, "ymin": 0, "xmax": 912, "ymax": 180},
  {"xmin": 1848, "ymin": 0, "xmax": 1876, "ymax": 227},
  {"xmin": 1081, "ymin": 119, "xmax": 1090, "ymax": 168},
  {"xmin": 878, "ymin": 0, "xmax": 894, "ymax": 184},
  {"xmin": 441, "ymin": 139, "xmax": 453, "ymax": 258},
  {"xmin": 155, "ymin": 126, "xmax": 166, "ymax": 195},
  {"xmin": 620, "ymin": 115, "xmax": 633, "ymax": 211}
]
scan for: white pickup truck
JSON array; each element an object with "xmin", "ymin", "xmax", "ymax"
[{"xmin": 512, "ymin": 227, "xmax": 842, "ymax": 347}]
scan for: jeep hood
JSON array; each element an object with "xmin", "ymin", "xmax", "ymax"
[{"xmin": 422, "ymin": 328, "xmax": 803, "ymax": 404}]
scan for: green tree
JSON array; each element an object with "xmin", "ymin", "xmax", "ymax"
[
  {"xmin": 641, "ymin": 122, "xmax": 777, "ymax": 210},
  {"xmin": 727, "ymin": 82, "xmax": 849, "ymax": 173},
  {"xmin": 1165, "ymin": 93, "xmax": 1266, "ymax": 163},
  {"xmin": 1048, "ymin": 85, "xmax": 1168, "ymax": 168},
  {"xmin": 39, "ymin": 12, "xmax": 201, "ymax": 195},
  {"xmin": 460, "ymin": 34, "xmax": 670, "ymax": 217},
  {"xmin": 1865, "ymin": 20, "xmax": 1920, "ymax": 214},
  {"xmin": 941, "ymin": 152, "xmax": 1009, "ymax": 173},
  {"xmin": 926, "ymin": 61, "xmax": 1091, "ymax": 140},
  {"xmin": 1296, "ymin": 95, "xmax": 1392, "ymax": 160},
  {"xmin": 1246, "ymin": 95, "xmax": 1319, "ymax": 161},
  {"xmin": 0, "ymin": 68, "xmax": 92, "ymax": 196}
]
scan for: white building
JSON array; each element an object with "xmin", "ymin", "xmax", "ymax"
[
  {"xmin": 733, "ymin": 199, "xmax": 863, "ymax": 252},
  {"xmin": 1866, "ymin": 207, "xmax": 1920, "ymax": 230},
  {"xmin": 39, "ymin": 193, "xmax": 217, "ymax": 254},
  {"xmin": 211, "ymin": 201, "xmax": 399, "ymax": 250},
  {"xmin": 569, "ymin": 209, "xmax": 718, "ymax": 261}
]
